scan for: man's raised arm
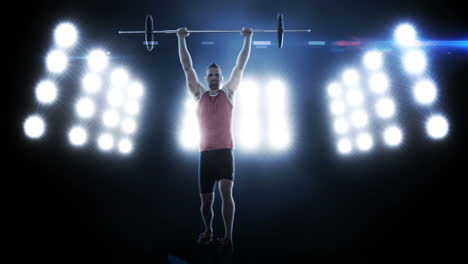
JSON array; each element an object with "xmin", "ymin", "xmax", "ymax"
[
  {"xmin": 225, "ymin": 28, "xmax": 253, "ymax": 96},
  {"xmin": 177, "ymin": 28, "xmax": 204, "ymax": 100}
]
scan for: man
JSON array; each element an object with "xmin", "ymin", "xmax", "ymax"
[{"xmin": 177, "ymin": 26, "xmax": 252, "ymax": 252}]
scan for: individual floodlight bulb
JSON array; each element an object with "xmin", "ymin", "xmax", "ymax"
[
  {"xmin": 121, "ymin": 119, "xmax": 137, "ymax": 134},
  {"xmin": 97, "ymin": 133, "xmax": 114, "ymax": 151},
  {"xmin": 35, "ymin": 80, "xmax": 58, "ymax": 105},
  {"xmin": 395, "ymin": 23, "xmax": 418, "ymax": 47},
  {"xmin": 342, "ymin": 69, "xmax": 360, "ymax": 86},
  {"xmin": 330, "ymin": 99, "xmax": 346, "ymax": 116},
  {"xmin": 68, "ymin": 126, "xmax": 87, "ymax": 146},
  {"xmin": 102, "ymin": 109, "xmax": 120, "ymax": 128},
  {"xmin": 413, "ymin": 79, "xmax": 437, "ymax": 105},
  {"xmin": 383, "ymin": 125, "xmax": 403, "ymax": 147},
  {"xmin": 368, "ymin": 72, "xmax": 389, "ymax": 94},
  {"xmin": 337, "ymin": 137, "xmax": 353, "ymax": 155},
  {"xmin": 110, "ymin": 67, "xmax": 129, "ymax": 86},
  {"xmin": 333, "ymin": 118, "xmax": 350, "ymax": 135},
  {"xmin": 403, "ymin": 49, "xmax": 427, "ymax": 75},
  {"xmin": 23, "ymin": 115, "xmax": 46, "ymax": 139},
  {"xmin": 356, "ymin": 132, "xmax": 374, "ymax": 152},
  {"xmin": 127, "ymin": 81, "xmax": 144, "ymax": 99},
  {"xmin": 46, "ymin": 50, "xmax": 68, "ymax": 74},
  {"xmin": 426, "ymin": 114, "xmax": 449, "ymax": 140},
  {"xmin": 363, "ymin": 50, "xmax": 383, "ymax": 71},
  {"xmin": 375, "ymin": 97, "xmax": 396, "ymax": 119},
  {"xmin": 75, "ymin": 97, "xmax": 96, "ymax": 119},
  {"xmin": 87, "ymin": 49, "xmax": 109, "ymax": 73},
  {"xmin": 54, "ymin": 22, "xmax": 78, "ymax": 48},
  {"xmin": 118, "ymin": 138, "xmax": 133, "ymax": 154}
]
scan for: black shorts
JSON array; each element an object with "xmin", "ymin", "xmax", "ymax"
[{"xmin": 198, "ymin": 148, "xmax": 235, "ymax": 194}]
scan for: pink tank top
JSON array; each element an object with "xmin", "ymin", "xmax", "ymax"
[{"xmin": 197, "ymin": 90, "xmax": 234, "ymax": 152}]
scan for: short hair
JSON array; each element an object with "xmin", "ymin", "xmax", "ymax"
[{"xmin": 207, "ymin": 63, "xmax": 220, "ymax": 71}]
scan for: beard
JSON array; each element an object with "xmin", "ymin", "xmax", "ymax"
[{"xmin": 209, "ymin": 80, "xmax": 219, "ymax": 90}]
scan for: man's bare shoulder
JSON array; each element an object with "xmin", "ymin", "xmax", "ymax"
[
  {"xmin": 198, "ymin": 83, "xmax": 207, "ymax": 92},
  {"xmin": 193, "ymin": 83, "xmax": 207, "ymax": 100},
  {"xmin": 221, "ymin": 85, "xmax": 235, "ymax": 102}
]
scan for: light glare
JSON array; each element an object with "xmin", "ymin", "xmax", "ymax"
[
  {"xmin": 128, "ymin": 81, "xmax": 144, "ymax": 99},
  {"xmin": 54, "ymin": 22, "xmax": 78, "ymax": 48},
  {"xmin": 121, "ymin": 119, "xmax": 137, "ymax": 134},
  {"xmin": 107, "ymin": 88, "xmax": 124, "ymax": 107},
  {"xmin": 23, "ymin": 115, "xmax": 46, "ymax": 139},
  {"xmin": 330, "ymin": 99, "xmax": 346, "ymax": 116},
  {"xmin": 426, "ymin": 114, "xmax": 449, "ymax": 140},
  {"xmin": 75, "ymin": 97, "xmax": 96, "ymax": 119},
  {"xmin": 413, "ymin": 79, "xmax": 437, "ymax": 105},
  {"xmin": 110, "ymin": 68, "xmax": 129, "ymax": 86},
  {"xmin": 266, "ymin": 80, "xmax": 287, "ymax": 110},
  {"xmin": 368, "ymin": 72, "xmax": 389, "ymax": 94},
  {"xmin": 102, "ymin": 109, "xmax": 120, "ymax": 128},
  {"xmin": 238, "ymin": 80, "xmax": 261, "ymax": 150},
  {"xmin": 87, "ymin": 49, "xmax": 109, "ymax": 73},
  {"xmin": 35, "ymin": 80, "xmax": 58, "ymax": 104},
  {"xmin": 82, "ymin": 73, "xmax": 102, "ymax": 94},
  {"xmin": 118, "ymin": 138, "xmax": 133, "ymax": 154},
  {"xmin": 68, "ymin": 126, "xmax": 87, "ymax": 146},
  {"xmin": 327, "ymin": 82, "xmax": 342, "ymax": 97},
  {"xmin": 46, "ymin": 50, "xmax": 68, "ymax": 74},
  {"xmin": 383, "ymin": 125, "xmax": 403, "ymax": 147},
  {"xmin": 185, "ymin": 99, "xmax": 197, "ymax": 112},
  {"xmin": 179, "ymin": 115, "xmax": 200, "ymax": 150},
  {"xmin": 342, "ymin": 69, "xmax": 360, "ymax": 86},
  {"xmin": 356, "ymin": 132, "xmax": 374, "ymax": 152},
  {"xmin": 337, "ymin": 138, "xmax": 353, "ymax": 155},
  {"xmin": 346, "ymin": 88, "xmax": 364, "ymax": 107},
  {"xmin": 97, "ymin": 133, "xmax": 114, "ymax": 151},
  {"xmin": 125, "ymin": 101, "xmax": 140, "ymax": 115},
  {"xmin": 395, "ymin": 23, "xmax": 418, "ymax": 47},
  {"xmin": 350, "ymin": 109, "xmax": 369, "ymax": 128},
  {"xmin": 403, "ymin": 49, "xmax": 427, "ymax": 75},
  {"xmin": 363, "ymin": 50, "xmax": 383, "ymax": 71},
  {"xmin": 269, "ymin": 124, "xmax": 291, "ymax": 150},
  {"xmin": 333, "ymin": 118, "xmax": 350, "ymax": 135},
  {"xmin": 375, "ymin": 97, "xmax": 396, "ymax": 119}
]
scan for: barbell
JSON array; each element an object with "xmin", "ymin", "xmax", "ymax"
[{"xmin": 118, "ymin": 13, "xmax": 311, "ymax": 51}]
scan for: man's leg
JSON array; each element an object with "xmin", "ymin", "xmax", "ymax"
[
  {"xmin": 198, "ymin": 149, "xmax": 216, "ymax": 243},
  {"xmin": 218, "ymin": 179, "xmax": 235, "ymax": 241},
  {"xmin": 200, "ymin": 192, "xmax": 215, "ymax": 234}
]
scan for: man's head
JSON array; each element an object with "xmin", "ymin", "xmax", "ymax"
[{"xmin": 205, "ymin": 63, "xmax": 223, "ymax": 90}]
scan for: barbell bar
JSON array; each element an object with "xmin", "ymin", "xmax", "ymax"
[{"xmin": 118, "ymin": 13, "xmax": 311, "ymax": 51}]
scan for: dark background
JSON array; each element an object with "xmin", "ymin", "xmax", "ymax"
[{"xmin": 7, "ymin": 0, "xmax": 467, "ymax": 263}]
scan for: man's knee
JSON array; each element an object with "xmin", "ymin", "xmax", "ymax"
[
  {"xmin": 200, "ymin": 192, "xmax": 214, "ymax": 206},
  {"xmin": 218, "ymin": 179, "xmax": 234, "ymax": 200}
]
